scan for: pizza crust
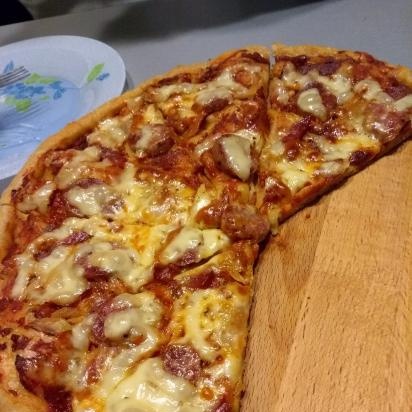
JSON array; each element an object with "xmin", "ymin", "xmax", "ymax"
[{"xmin": 273, "ymin": 43, "xmax": 412, "ymax": 84}]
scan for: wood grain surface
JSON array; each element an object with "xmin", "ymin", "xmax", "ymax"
[{"xmin": 243, "ymin": 140, "xmax": 412, "ymax": 412}]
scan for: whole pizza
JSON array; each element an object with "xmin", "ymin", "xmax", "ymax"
[{"xmin": 0, "ymin": 43, "xmax": 411, "ymax": 412}]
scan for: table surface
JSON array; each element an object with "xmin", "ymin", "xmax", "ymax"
[{"xmin": 0, "ymin": 1, "xmax": 411, "ymax": 411}]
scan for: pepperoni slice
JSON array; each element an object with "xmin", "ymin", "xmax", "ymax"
[
  {"xmin": 11, "ymin": 334, "xmax": 30, "ymax": 351},
  {"xmin": 162, "ymin": 344, "xmax": 202, "ymax": 382},
  {"xmin": 364, "ymin": 103, "xmax": 410, "ymax": 143},
  {"xmin": 282, "ymin": 116, "xmax": 312, "ymax": 160},
  {"xmin": 221, "ymin": 204, "xmax": 270, "ymax": 243},
  {"xmin": 43, "ymin": 386, "xmax": 73, "ymax": 412},
  {"xmin": 132, "ymin": 124, "xmax": 176, "ymax": 158}
]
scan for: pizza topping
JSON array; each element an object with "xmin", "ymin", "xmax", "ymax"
[
  {"xmin": 13, "ymin": 245, "xmax": 87, "ymax": 305},
  {"xmin": 18, "ymin": 181, "xmax": 55, "ymax": 214},
  {"xmin": 363, "ymin": 103, "xmax": 410, "ymax": 143},
  {"xmin": 281, "ymin": 116, "xmax": 312, "ymax": 160},
  {"xmin": 393, "ymin": 93, "xmax": 412, "ymax": 111},
  {"xmin": 179, "ymin": 267, "xmax": 229, "ymax": 290},
  {"xmin": 211, "ymin": 134, "xmax": 252, "ymax": 181},
  {"xmin": 133, "ymin": 124, "xmax": 175, "ymax": 158},
  {"xmin": 55, "ymin": 146, "xmax": 108, "ymax": 189},
  {"xmin": 106, "ymin": 357, "xmax": 209, "ymax": 412},
  {"xmin": 87, "ymin": 116, "xmax": 131, "ymax": 149},
  {"xmin": 71, "ymin": 315, "xmax": 95, "ymax": 350},
  {"xmin": 79, "ymin": 242, "xmax": 152, "ymax": 291},
  {"xmin": 162, "ymin": 344, "xmax": 202, "ymax": 381},
  {"xmin": 43, "ymin": 386, "xmax": 73, "ymax": 412},
  {"xmin": 354, "ymin": 79, "xmax": 393, "ymax": 103},
  {"xmin": 11, "ymin": 334, "xmax": 30, "ymax": 351},
  {"xmin": 96, "ymin": 296, "xmax": 164, "ymax": 398},
  {"xmin": 15, "ymin": 354, "xmax": 74, "ymax": 412},
  {"xmin": 66, "ymin": 184, "xmax": 123, "ymax": 217},
  {"xmin": 159, "ymin": 227, "xmax": 230, "ymax": 265},
  {"xmin": 281, "ymin": 62, "xmax": 353, "ymax": 104},
  {"xmin": 195, "ymin": 86, "xmax": 232, "ymax": 108},
  {"xmin": 212, "ymin": 396, "xmax": 232, "ymax": 412},
  {"xmin": 221, "ymin": 204, "xmax": 270, "ymax": 242},
  {"xmin": 297, "ymin": 88, "xmax": 327, "ymax": 119},
  {"xmin": 179, "ymin": 285, "xmax": 248, "ymax": 362}
]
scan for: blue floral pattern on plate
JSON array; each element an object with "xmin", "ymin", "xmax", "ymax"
[{"xmin": 0, "ymin": 60, "xmax": 110, "ymax": 113}]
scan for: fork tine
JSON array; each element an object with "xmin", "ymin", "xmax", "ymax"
[{"xmin": 0, "ymin": 66, "xmax": 30, "ymax": 87}]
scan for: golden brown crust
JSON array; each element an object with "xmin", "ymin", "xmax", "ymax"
[
  {"xmin": 0, "ymin": 205, "xmax": 14, "ymax": 262},
  {"xmin": 272, "ymin": 43, "xmax": 412, "ymax": 84}
]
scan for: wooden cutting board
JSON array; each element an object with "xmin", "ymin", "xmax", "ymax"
[{"xmin": 242, "ymin": 140, "xmax": 412, "ymax": 412}]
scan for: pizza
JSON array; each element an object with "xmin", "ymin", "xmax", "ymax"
[
  {"xmin": 0, "ymin": 43, "xmax": 411, "ymax": 412},
  {"xmin": 256, "ymin": 44, "xmax": 412, "ymax": 227}
]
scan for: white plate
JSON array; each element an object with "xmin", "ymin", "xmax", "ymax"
[{"xmin": 0, "ymin": 35, "xmax": 126, "ymax": 179}]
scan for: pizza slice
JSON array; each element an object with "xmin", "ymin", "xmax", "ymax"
[
  {"xmin": 0, "ymin": 46, "xmax": 270, "ymax": 412},
  {"xmin": 257, "ymin": 44, "xmax": 412, "ymax": 229}
]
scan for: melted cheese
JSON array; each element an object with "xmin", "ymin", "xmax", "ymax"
[
  {"xmin": 87, "ymin": 117, "xmax": 130, "ymax": 148},
  {"xmin": 271, "ymin": 78, "xmax": 289, "ymax": 104},
  {"xmin": 179, "ymin": 286, "xmax": 248, "ymax": 362},
  {"xmin": 195, "ymin": 86, "xmax": 232, "ymax": 106},
  {"xmin": 116, "ymin": 163, "xmax": 194, "ymax": 225},
  {"xmin": 394, "ymin": 94, "xmax": 412, "ymax": 111},
  {"xmin": 106, "ymin": 358, "xmax": 210, "ymax": 412},
  {"xmin": 313, "ymin": 133, "xmax": 379, "ymax": 162},
  {"xmin": 189, "ymin": 184, "xmax": 212, "ymax": 222},
  {"xmin": 160, "ymin": 227, "xmax": 229, "ymax": 265},
  {"xmin": 18, "ymin": 181, "xmax": 55, "ymax": 213},
  {"xmin": 297, "ymin": 88, "xmax": 326, "ymax": 119},
  {"xmin": 160, "ymin": 227, "xmax": 203, "ymax": 264},
  {"xmin": 71, "ymin": 315, "xmax": 95, "ymax": 350},
  {"xmin": 353, "ymin": 79, "xmax": 393, "ymax": 103},
  {"xmin": 97, "ymin": 292, "xmax": 163, "ymax": 397},
  {"xmin": 56, "ymin": 146, "xmax": 109, "ymax": 189},
  {"xmin": 135, "ymin": 124, "xmax": 157, "ymax": 152},
  {"xmin": 276, "ymin": 158, "xmax": 313, "ymax": 193},
  {"xmin": 11, "ymin": 216, "xmax": 158, "ymax": 304},
  {"xmin": 316, "ymin": 73, "xmax": 353, "ymax": 104},
  {"xmin": 81, "ymin": 241, "xmax": 152, "ymax": 291},
  {"xmin": 104, "ymin": 292, "xmax": 162, "ymax": 340},
  {"xmin": 153, "ymin": 64, "xmax": 251, "ymax": 105},
  {"xmin": 282, "ymin": 63, "xmax": 353, "ymax": 104},
  {"xmin": 143, "ymin": 104, "xmax": 165, "ymax": 124},
  {"xmin": 13, "ymin": 245, "xmax": 87, "ymax": 305},
  {"xmin": 66, "ymin": 184, "xmax": 121, "ymax": 217},
  {"xmin": 270, "ymin": 140, "xmax": 285, "ymax": 157},
  {"xmin": 220, "ymin": 134, "xmax": 252, "ymax": 181}
]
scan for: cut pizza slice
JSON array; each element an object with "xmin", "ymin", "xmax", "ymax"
[
  {"xmin": 0, "ymin": 46, "xmax": 271, "ymax": 412},
  {"xmin": 257, "ymin": 44, "xmax": 412, "ymax": 229}
]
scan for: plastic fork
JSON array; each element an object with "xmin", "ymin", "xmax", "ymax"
[{"xmin": 0, "ymin": 66, "xmax": 30, "ymax": 88}]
